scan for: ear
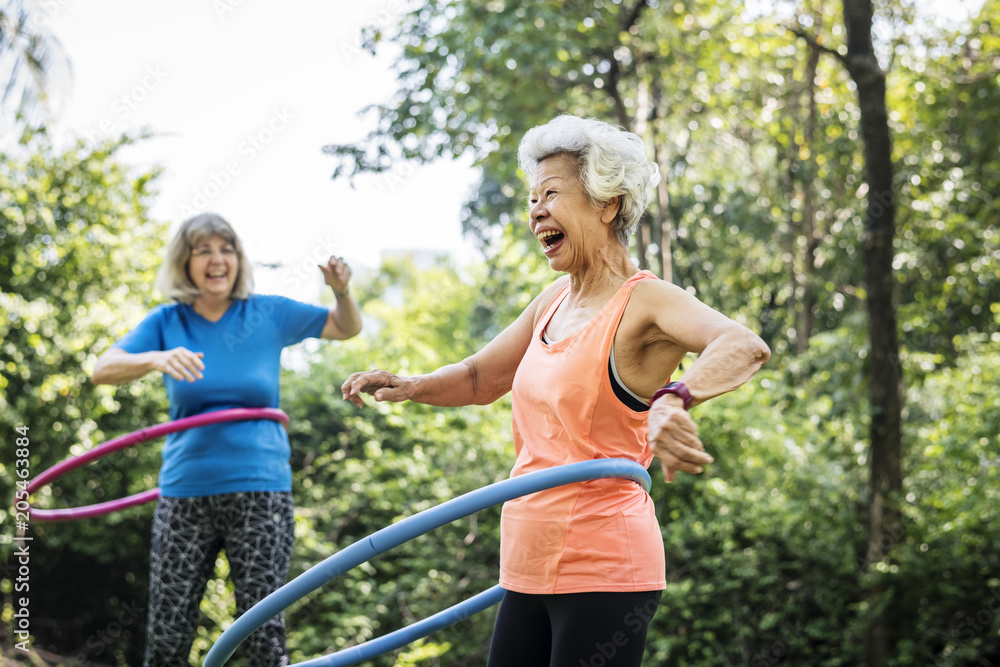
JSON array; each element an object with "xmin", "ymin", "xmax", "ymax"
[{"xmin": 600, "ymin": 196, "xmax": 621, "ymax": 224}]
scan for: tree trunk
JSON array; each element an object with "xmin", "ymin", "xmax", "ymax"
[
  {"xmin": 786, "ymin": 30, "xmax": 821, "ymax": 355},
  {"xmin": 841, "ymin": 1, "xmax": 904, "ymax": 665},
  {"xmin": 633, "ymin": 69, "xmax": 651, "ymax": 273},
  {"xmin": 799, "ymin": 33, "xmax": 821, "ymax": 353},
  {"xmin": 650, "ymin": 78, "xmax": 674, "ymax": 282}
]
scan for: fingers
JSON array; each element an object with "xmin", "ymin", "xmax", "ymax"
[
  {"xmin": 648, "ymin": 408, "xmax": 713, "ymax": 481},
  {"xmin": 653, "ymin": 438, "xmax": 713, "ymax": 477},
  {"xmin": 341, "ymin": 370, "xmax": 405, "ymax": 407},
  {"xmin": 341, "ymin": 371, "xmax": 370, "ymax": 408},
  {"xmin": 161, "ymin": 349, "xmax": 205, "ymax": 382},
  {"xmin": 319, "ymin": 256, "xmax": 352, "ymax": 289}
]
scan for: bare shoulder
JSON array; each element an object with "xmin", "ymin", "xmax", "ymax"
[
  {"xmin": 631, "ymin": 275, "xmax": 689, "ymax": 299},
  {"xmin": 627, "ymin": 276, "xmax": 698, "ymax": 320},
  {"xmin": 625, "ymin": 276, "xmax": 741, "ymax": 350}
]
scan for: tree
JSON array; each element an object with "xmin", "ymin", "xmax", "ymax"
[
  {"xmin": 0, "ymin": 131, "xmax": 167, "ymax": 665},
  {"xmin": 0, "ymin": 0, "xmax": 73, "ymax": 137},
  {"xmin": 839, "ymin": 3, "xmax": 902, "ymax": 664},
  {"xmin": 324, "ymin": 0, "xmax": 881, "ymax": 361},
  {"xmin": 790, "ymin": 0, "xmax": 903, "ymax": 662},
  {"xmin": 276, "ymin": 254, "xmax": 516, "ymax": 666},
  {"xmin": 892, "ymin": 0, "xmax": 1000, "ymax": 365}
]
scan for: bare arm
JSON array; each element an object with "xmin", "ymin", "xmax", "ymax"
[
  {"xmin": 319, "ymin": 291, "xmax": 362, "ymax": 340},
  {"xmin": 91, "ymin": 347, "xmax": 205, "ymax": 385},
  {"xmin": 630, "ymin": 280, "xmax": 771, "ymax": 481},
  {"xmin": 318, "ymin": 256, "xmax": 363, "ymax": 340},
  {"xmin": 629, "ymin": 279, "xmax": 770, "ymax": 403},
  {"xmin": 661, "ymin": 326, "xmax": 771, "ymax": 408},
  {"xmin": 341, "ymin": 278, "xmax": 568, "ymax": 408}
]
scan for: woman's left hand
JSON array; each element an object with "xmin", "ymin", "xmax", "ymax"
[
  {"xmin": 647, "ymin": 398, "xmax": 714, "ymax": 482},
  {"xmin": 319, "ymin": 256, "xmax": 352, "ymax": 295}
]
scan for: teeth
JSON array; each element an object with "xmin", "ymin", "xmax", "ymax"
[{"xmin": 536, "ymin": 230, "xmax": 560, "ymax": 241}]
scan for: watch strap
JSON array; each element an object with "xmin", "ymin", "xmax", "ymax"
[{"xmin": 651, "ymin": 381, "xmax": 693, "ymax": 410}]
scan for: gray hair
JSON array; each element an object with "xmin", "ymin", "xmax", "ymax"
[
  {"xmin": 517, "ymin": 114, "xmax": 660, "ymax": 246},
  {"xmin": 155, "ymin": 213, "xmax": 254, "ymax": 303}
]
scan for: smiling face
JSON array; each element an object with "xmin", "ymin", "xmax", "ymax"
[
  {"xmin": 186, "ymin": 234, "xmax": 239, "ymax": 302},
  {"xmin": 528, "ymin": 153, "xmax": 619, "ymax": 274}
]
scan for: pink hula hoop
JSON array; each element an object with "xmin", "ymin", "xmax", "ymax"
[{"xmin": 25, "ymin": 408, "xmax": 290, "ymax": 522}]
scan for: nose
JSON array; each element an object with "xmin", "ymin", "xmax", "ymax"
[{"xmin": 529, "ymin": 199, "xmax": 547, "ymax": 225}]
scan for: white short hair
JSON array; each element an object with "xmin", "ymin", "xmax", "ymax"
[{"xmin": 517, "ymin": 114, "xmax": 660, "ymax": 245}]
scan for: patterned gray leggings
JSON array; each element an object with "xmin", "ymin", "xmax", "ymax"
[{"xmin": 143, "ymin": 491, "xmax": 295, "ymax": 667}]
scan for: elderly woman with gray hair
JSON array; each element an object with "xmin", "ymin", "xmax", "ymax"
[
  {"xmin": 92, "ymin": 213, "xmax": 362, "ymax": 666},
  {"xmin": 342, "ymin": 114, "xmax": 770, "ymax": 666}
]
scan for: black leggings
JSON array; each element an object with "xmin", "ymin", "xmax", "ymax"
[
  {"xmin": 486, "ymin": 589, "xmax": 662, "ymax": 667},
  {"xmin": 144, "ymin": 492, "xmax": 295, "ymax": 667}
]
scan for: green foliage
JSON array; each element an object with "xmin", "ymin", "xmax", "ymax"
[
  {"xmin": 890, "ymin": 336, "xmax": 1000, "ymax": 665},
  {"xmin": 1, "ymin": 130, "xmax": 168, "ymax": 665},
  {"xmin": 275, "ymin": 255, "xmax": 516, "ymax": 666},
  {"xmin": 892, "ymin": 0, "xmax": 1000, "ymax": 366},
  {"xmin": 5, "ymin": 2, "xmax": 1000, "ymax": 666},
  {"xmin": 323, "ymin": 0, "xmax": 887, "ymax": 364}
]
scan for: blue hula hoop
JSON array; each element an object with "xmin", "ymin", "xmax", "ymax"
[{"xmin": 203, "ymin": 458, "xmax": 652, "ymax": 667}]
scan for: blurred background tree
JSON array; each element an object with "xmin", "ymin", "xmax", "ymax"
[
  {"xmin": 3, "ymin": 0, "xmax": 999, "ymax": 666},
  {"xmin": 0, "ymin": 0, "xmax": 73, "ymax": 138},
  {"xmin": 0, "ymin": 130, "xmax": 168, "ymax": 665}
]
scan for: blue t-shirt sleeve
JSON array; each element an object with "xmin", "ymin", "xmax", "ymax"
[
  {"xmin": 265, "ymin": 295, "xmax": 329, "ymax": 347},
  {"xmin": 113, "ymin": 305, "xmax": 167, "ymax": 353}
]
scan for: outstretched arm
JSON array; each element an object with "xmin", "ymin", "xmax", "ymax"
[
  {"xmin": 341, "ymin": 279, "xmax": 567, "ymax": 408},
  {"xmin": 91, "ymin": 347, "xmax": 205, "ymax": 385}
]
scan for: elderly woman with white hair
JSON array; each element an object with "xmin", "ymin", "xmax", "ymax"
[{"xmin": 342, "ymin": 114, "xmax": 770, "ymax": 666}]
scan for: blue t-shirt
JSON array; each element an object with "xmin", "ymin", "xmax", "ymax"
[{"xmin": 114, "ymin": 295, "xmax": 328, "ymax": 497}]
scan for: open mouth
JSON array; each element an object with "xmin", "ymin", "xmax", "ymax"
[{"xmin": 537, "ymin": 230, "xmax": 564, "ymax": 250}]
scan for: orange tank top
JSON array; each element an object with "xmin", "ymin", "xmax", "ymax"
[{"xmin": 499, "ymin": 270, "xmax": 667, "ymax": 594}]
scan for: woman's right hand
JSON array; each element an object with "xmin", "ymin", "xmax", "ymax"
[
  {"xmin": 154, "ymin": 348, "xmax": 205, "ymax": 382},
  {"xmin": 341, "ymin": 369, "xmax": 415, "ymax": 407}
]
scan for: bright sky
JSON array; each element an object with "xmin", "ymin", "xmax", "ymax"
[{"xmin": 45, "ymin": 0, "xmax": 481, "ymax": 302}]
